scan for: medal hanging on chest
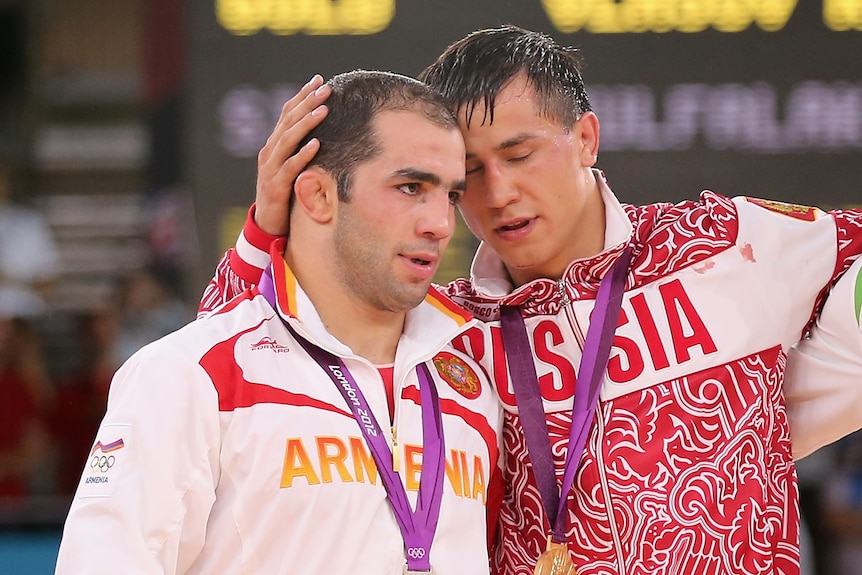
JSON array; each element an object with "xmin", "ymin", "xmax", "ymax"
[
  {"xmin": 501, "ymin": 248, "xmax": 630, "ymax": 575},
  {"xmin": 534, "ymin": 536, "xmax": 578, "ymax": 575},
  {"xmin": 292, "ymin": 337, "xmax": 444, "ymax": 574}
]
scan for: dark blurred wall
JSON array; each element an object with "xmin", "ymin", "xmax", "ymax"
[
  {"xmin": 143, "ymin": 0, "xmax": 196, "ymax": 299},
  {"xmin": 0, "ymin": 2, "xmax": 26, "ymax": 154},
  {"xmin": 185, "ymin": 0, "xmax": 862, "ymax": 287}
]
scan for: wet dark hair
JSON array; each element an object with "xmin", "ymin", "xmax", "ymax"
[
  {"xmin": 298, "ymin": 70, "xmax": 458, "ymax": 201},
  {"xmin": 420, "ymin": 25, "xmax": 591, "ymax": 130}
]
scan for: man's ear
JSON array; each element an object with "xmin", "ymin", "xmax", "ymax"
[
  {"xmin": 293, "ymin": 167, "xmax": 338, "ymax": 224},
  {"xmin": 576, "ymin": 111, "xmax": 600, "ymax": 167}
]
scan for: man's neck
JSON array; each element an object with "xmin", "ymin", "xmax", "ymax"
[
  {"xmin": 284, "ymin": 254, "xmax": 404, "ymax": 365},
  {"xmin": 321, "ymin": 307, "xmax": 404, "ymax": 365},
  {"xmin": 507, "ymin": 232, "xmax": 605, "ymax": 287}
]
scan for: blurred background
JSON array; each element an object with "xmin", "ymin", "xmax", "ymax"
[{"xmin": 0, "ymin": 0, "xmax": 860, "ymax": 572}]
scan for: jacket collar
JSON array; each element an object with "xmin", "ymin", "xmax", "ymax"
[{"xmin": 264, "ymin": 238, "xmax": 476, "ymax": 365}]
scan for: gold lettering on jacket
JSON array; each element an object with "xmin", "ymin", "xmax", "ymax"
[{"xmin": 280, "ymin": 436, "xmax": 488, "ymax": 504}]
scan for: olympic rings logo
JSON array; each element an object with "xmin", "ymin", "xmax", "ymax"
[
  {"xmin": 406, "ymin": 547, "xmax": 426, "ymax": 559},
  {"xmin": 90, "ymin": 455, "xmax": 115, "ymax": 473}
]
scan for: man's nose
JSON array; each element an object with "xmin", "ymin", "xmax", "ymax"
[
  {"xmin": 418, "ymin": 190, "xmax": 455, "ymax": 239},
  {"xmin": 484, "ymin": 163, "xmax": 519, "ymax": 209}
]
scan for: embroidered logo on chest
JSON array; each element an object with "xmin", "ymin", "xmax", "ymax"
[
  {"xmin": 433, "ymin": 352, "xmax": 481, "ymax": 399},
  {"xmin": 250, "ymin": 337, "xmax": 290, "ymax": 353}
]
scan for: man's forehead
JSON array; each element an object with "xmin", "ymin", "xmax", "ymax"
[
  {"xmin": 363, "ymin": 112, "xmax": 465, "ymax": 178},
  {"xmin": 458, "ymin": 74, "xmax": 540, "ymax": 128},
  {"xmin": 373, "ymin": 109, "xmax": 461, "ymax": 141}
]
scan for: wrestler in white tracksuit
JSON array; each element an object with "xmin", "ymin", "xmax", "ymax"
[
  {"xmin": 196, "ymin": 171, "xmax": 862, "ymax": 575},
  {"xmin": 55, "ymin": 247, "xmax": 503, "ymax": 575}
]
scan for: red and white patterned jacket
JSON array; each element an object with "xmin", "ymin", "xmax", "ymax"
[{"xmin": 199, "ymin": 171, "xmax": 862, "ymax": 575}]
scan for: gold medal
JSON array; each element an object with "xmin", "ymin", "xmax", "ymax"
[{"xmin": 533, "ymin": 535, "xmax": 577, "ymax": 575}]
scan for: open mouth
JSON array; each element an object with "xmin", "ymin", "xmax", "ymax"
[
  {"xmin": 401, "ymin": 253, "xmax": 437, "ymax": 280},
  {"xmin": 498, "ymin": 220, "xmax": 530, "ymax": 232}
]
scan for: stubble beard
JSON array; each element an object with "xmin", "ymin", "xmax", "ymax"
[{"xmin": 333, "ymin": 208, "xmax": 429, "ymax": 314}]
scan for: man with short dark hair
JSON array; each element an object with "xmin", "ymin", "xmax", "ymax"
[
  {"xmin": 201, "ymin": 27, "xmax": 862, "ymax": 575},
  {"xmin": 55, "ymin": 70, "xmax": 503, "ymax": 575}
]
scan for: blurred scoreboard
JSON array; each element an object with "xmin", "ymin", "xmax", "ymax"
[{"xmin": 187, "ymin": 0, "xmax": 861, "ymax": 280}]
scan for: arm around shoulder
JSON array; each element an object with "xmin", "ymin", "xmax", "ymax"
[{"xmin": 198, "ymin": 204, "xmax": 281, "ymax": 317}]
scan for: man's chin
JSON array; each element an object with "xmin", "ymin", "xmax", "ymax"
[{"xmin": 381, "ymin": 284, "xmax": 431, "ymax": 314}]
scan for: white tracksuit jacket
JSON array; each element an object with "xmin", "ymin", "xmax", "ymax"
[
  {"xmin": 55, "ymin": 247, "xmax": 503, "ymax": 575},
  {"xmin": 196, "ymin": 172, "xmax": 862, "ymax": 575}
]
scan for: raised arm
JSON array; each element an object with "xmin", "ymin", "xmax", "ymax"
[{"xmin": 198, "ymin": 75, "xmax": 330, "ymax": 315}]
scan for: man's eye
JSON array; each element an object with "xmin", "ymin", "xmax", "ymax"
[
  {"xmin": 397, "ymin": 183, "xmax": 421, "ymax": 195},
  {"xmin": 508, "ymin": 152, "xmax": 531, "ymax": 163},
  {"xmin": 448, "ymin": 190, "xmax": 463, "ymax": 205},
  {"xmin": 465, "ymin": 164, "xmax": 483, "ymax": 176}
]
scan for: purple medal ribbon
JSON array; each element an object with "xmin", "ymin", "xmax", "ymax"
[
  {"xmin": 259, "ymin": 266, "xmax": 445, "ymax": 572},
  {"xmin": 500, "ymin": 247, "xmax": 630, "ymax": 545}
]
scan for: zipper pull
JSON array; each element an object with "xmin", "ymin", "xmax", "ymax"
[
  {"xmin": 391, "ymin": 426, "xmax": 400, "ymax": 473},
  {"xmin": 557, "ymin": 279, "xmax": 570, "ymax": 307}
]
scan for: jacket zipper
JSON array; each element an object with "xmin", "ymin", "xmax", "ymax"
[
  {"xmin": 557, "ymin": 278, "xmax": 570, "ymax": 307},
  {"xmin": 391, "ymin": 425, "xmax": 400, "ymax": 472}
]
